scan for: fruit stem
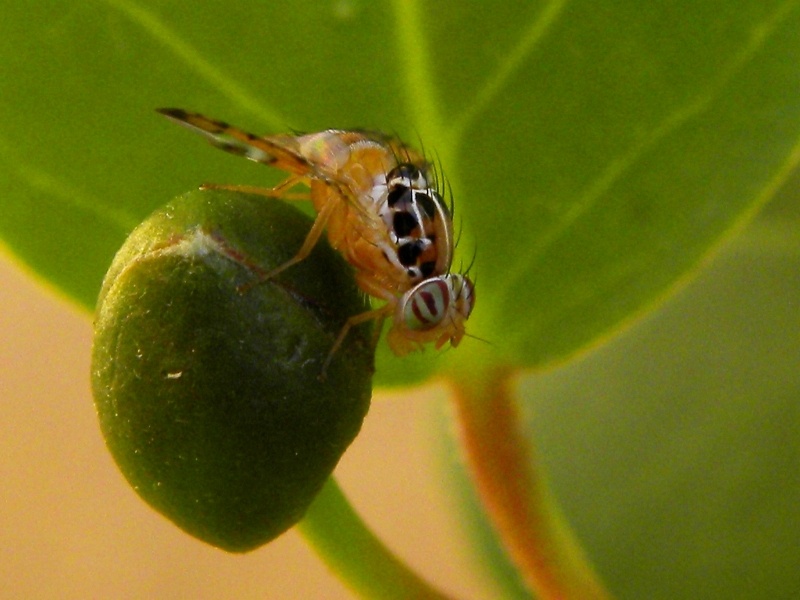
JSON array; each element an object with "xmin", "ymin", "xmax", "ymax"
[{"xmin": 298, "ymin": 477, "xmax": 458, "ymax": 600}]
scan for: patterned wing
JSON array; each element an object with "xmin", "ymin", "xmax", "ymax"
[{"xmin": 157, "ymin": 108, "xmax": 312, "ymax": 176}]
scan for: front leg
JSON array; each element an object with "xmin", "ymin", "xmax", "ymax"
[{"xmin": 320, "ymin": 304, "xmax": 391, "ymax": 379}]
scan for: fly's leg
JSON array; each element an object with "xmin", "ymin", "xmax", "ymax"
[
  {"xmin": 203, "ymin": 174, "xmax": 334, "ymax": 292},
  {"xmin": 237, "ymin": 193, "xmax": 342, "ymax": 293},
  {"xmin": 265, "ymin": 196, "xmax": 339, "ymax": 280},
  {"xmin": 209, "ymin": 174, "xmax": 364, "ymax": 292},
  {"xmin": 201, "ymin": 175, "xmax": 309, "ymax": 200},
  {"xmin": 320, "ymin": 305, "xmax": 390, "ymax": 379}
]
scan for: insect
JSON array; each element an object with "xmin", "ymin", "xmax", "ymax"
[{"xmin": 157, "ymin": 108, "xmax": 475, "ymax": 367}]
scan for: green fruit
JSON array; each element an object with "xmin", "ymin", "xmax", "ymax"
[{"xmin": 91, "ymin": 189, "xmax": 373, "ymax": 552}]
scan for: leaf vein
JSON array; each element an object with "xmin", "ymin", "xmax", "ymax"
[
  {"xmin": 446, "ymin": 0, "xmax": 570, "ymax": 147},
  {"xmin": 389, "ymin": 0, "xmax": 444, "ymax": 144},
  {"xmin": 99, "ymin": 0, "xmax": 286, "ymax": 129},
  {"xmin": 0, "ymin": 135, "xmax": 139, "ymax": 233}
]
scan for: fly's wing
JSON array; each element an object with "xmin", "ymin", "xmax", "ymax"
[
  {"xmin": 158, "ymin": 109, "xmax": 374, "ymax": 213},
  {"xmin": 157, "ymin": 108, "xmax": 312, "ymax": 176}
]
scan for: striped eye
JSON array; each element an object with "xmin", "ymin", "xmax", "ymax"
[{"xmin": 402, "ymin": 278, "xmax": 451, "ymax": 331}]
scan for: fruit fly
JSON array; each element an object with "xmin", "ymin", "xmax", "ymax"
[{"xmin": 157, "ymin": 108, "xmax": 475, "ymax": 367}]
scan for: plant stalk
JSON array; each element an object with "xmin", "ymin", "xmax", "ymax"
[
  {"xmin": 450, "ymin": 366, "xmax": 612, "ymax": 600},
  {"xmin": 298, "ymin": 477, "xmax": 459, "ymax": 600}
]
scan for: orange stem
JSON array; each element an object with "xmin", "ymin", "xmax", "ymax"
[{"xmin": 449, "ymin": 366, "xmax": 612, "ymax": 600}]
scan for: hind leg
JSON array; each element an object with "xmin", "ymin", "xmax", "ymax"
[{"xmin": 201, "ymin": 175, "xmax": 310, "ymax": 200}]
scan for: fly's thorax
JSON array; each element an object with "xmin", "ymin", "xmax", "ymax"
[
  {"xmin": 374, "ymin": 162, "xmax": 454, "ymax": 285},
  {"xmin": 296, "ymin": 130, "xmax": 352, "ymax": 173},
  {"xmin": 298, "ymin": 130, "xmax": 398, "ymax": 183}
]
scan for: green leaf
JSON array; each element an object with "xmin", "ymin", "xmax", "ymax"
[{"xmin": 1, "ymin": 0, "xmax": 799, "ymax": 387}]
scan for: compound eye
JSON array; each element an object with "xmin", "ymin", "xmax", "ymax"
[{"xmin": 402, "ymin": 278, "xmax": 451, "ymax": 331}]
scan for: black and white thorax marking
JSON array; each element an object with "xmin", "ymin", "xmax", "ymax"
[{"xmin": 373, "ymin": 163, "xmax": 454, "ymax": 284}]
